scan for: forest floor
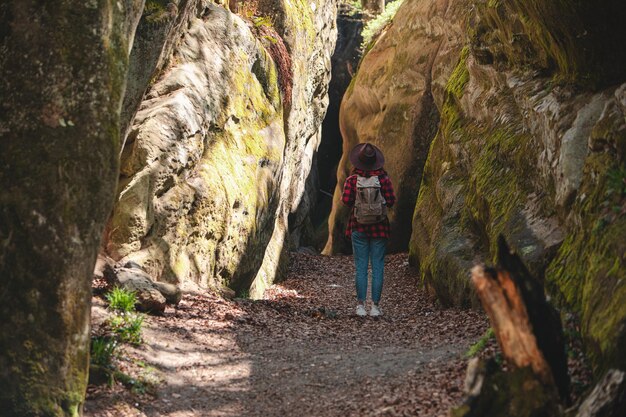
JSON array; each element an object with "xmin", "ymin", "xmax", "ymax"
[{"xmin": 83, "ymin": 253, "xmax": 496, "ymax": 416}]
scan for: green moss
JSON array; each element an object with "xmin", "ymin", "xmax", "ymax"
[
  {"xmin": 447, "ymin": 46, "xmax": 470, "ymax": 99},
  {"xmin": 451, "ymin": 366, "xmax": 560, "ymax": 417},
  {"xmin": 278, "ymin": 0, "xmax": 315, "ymax": 52},
  {"xmin": 467, "ymin": 128, "xmax": 534, "ymax": 256},
  {"xmin": 185, "ymin": 44, "xmax": 285, "ymax": 290},
  {"xmin": 473, "ymin": 0, "xmax": 584, "ymax": 85},
  {"xmin": 411, "ymin": 45, "xmax": 537, "ymax": 306},
  {"xmin": 466, "ymin": 328, "xmax": 495, "ymax": 358},
  {"xmin": 546, "ymin": 152, "xmax": 626, "ymax": 372},
  {"xmin": 5, "ymin": 339, "xmax": 87, "ymax": 416},
  {"xmin": 144, "ymin": 0, "xmax": 171, "ymax": 24}
]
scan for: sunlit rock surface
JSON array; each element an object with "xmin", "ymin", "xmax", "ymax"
[
  {"xmin": 324, "ymin": 0, "xmax": 468, "ymax": 254},
  {"xmin": 105, "ymin": 0, "xmax": 337, "ymax": 298}
]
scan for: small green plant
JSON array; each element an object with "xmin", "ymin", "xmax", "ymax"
[
  {"xmin": 108, "ymin": 312, "xmax": 144, "ymax": 345},
  {"xmin": 465, "ymin": 327, "xmax": 495, "ymax": 358},
  {"xmin": 346, "ymin": 0, "xmax": 363, "ymax": 15},
  {"xmin": 106, "ymin": 287, "xmax": 137, "ymax": 312},
  {"xmin": 237, "ymin": 289, "xmax": 250, "ymax": 299},
  {"xmin": 91, "ymin": 337, "xmax": 118, "ymax": 368},
  {"xmin": 360, "ymin": 0, "xmax": 405, "ymax": 50},
  {"xmin": 91, "ymin": 289, "xmax": 147, "ymax": 387},
  {"xmin": 253, "ymin": 15, "xmax": 272, "ymax": 29}
]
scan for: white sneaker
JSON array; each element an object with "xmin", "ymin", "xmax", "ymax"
[
  {"xmin": 356, "ymin": 305, "xmax": 367, "ymax": 317},
  {"xmin": 370, "ymin": 305, "xmax": 382, "ymax": 317}
]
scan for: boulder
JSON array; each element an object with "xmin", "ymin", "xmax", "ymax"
[
  {"xmin": 112, "ymin": 267, "xmax": 167, "ymax": 314},
  {"xmin": 94, "ymin": 254, "xmax": 117, "ymax": 280},
  {"xmin": 120, "ymin": 0, "xmax": 198, "ymax": 139},
  {"xmin": 153, "ymin": 281, "xmax": 183, "ymax": 305},
  {"xmin": 349, "ymin": 0, "xmax": 626, "ymax": 370},
  {"xmin": 106, "ymin": 264, "xmax": 183, "ymax": 313}
]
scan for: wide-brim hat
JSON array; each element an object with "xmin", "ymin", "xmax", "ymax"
[{"xmin": 349, "ymin": 142, "xmax": 385, "ymax": 170}]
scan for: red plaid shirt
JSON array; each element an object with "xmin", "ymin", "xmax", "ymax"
[{"xmin": 342, "ymin": 168, "xmax": 396, "ymax": 239}]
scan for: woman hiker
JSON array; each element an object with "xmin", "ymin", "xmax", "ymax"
[{"xmin": 341, "ymin": 142, "xmax": 396, "ymax": 317}]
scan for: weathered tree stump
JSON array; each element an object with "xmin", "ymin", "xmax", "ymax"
[
  {"xmin": 451, "ymin": 360, "xmax": 562, "ymax": 417},
  {"xmin": 452, "ymin": 236, "xmax": 573, "ymax": 417},
  {"xmin": 471, "ymin": 236, "xmax": 570, "ymax": 402}
]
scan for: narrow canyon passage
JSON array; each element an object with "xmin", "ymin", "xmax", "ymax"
[{"xmin": 85, "ymin": 254, "xmax": 489, "ymax": 417}]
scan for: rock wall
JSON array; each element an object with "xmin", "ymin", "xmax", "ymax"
[
  {"xmin": 0, "ymin": 0, "xmax": 143, "ymax": 414},
  {"xmin": 324, "ymin": 0, "xmax": 468, "ymax": 254},
  {"xmin": 105, "ymin": 0, "xmax": 337, "ymax": 297},
  {"xmin": 331, "ymin": 0, "xmax": 626, "ymax": 372},
  {"xmin": 408, "ymin": 0, "xmax": 626, "ymax": 371},
  {"xmin": 120, "ymin": 0, "xmax": 199, "ymax": 138}
]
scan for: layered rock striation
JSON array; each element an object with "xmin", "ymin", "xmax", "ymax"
[{"xmin": 105, "ymin": 0, "xmax": 337, "ymax": 297}]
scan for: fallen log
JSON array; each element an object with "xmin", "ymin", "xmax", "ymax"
[{"xmin": 470, "ymin": 236, "xmax": 570, "ymax": 402}]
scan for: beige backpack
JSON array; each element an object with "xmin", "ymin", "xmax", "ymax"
[{"xmin": 354, "ymin": 175, "xmax": 387, "ymax": 224}]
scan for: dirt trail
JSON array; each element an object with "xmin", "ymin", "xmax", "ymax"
[{"xmin": 85, "ymin": 253, "xmax": 489, "ymax": 417}]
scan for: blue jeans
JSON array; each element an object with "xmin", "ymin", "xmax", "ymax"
[{"xmin": 351, "ymin": 232, "xmax": 387, "ymax": 304}]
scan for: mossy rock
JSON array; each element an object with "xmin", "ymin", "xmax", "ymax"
[{"xmin": 471, "ymin": 0, "xmax": 626, "ymax": 88}]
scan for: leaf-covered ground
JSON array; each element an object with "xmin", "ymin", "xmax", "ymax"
[{"xmin": 84, "ymin": 253, "xmax": 492, "ymax": 416}]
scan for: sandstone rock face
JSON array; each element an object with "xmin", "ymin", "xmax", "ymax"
[
  {"xmin": 105, "ymin": 0, "xmax": 337, "ymax": 298},
  {"xmin": 120, "ymin": 0, "xmax": 199, "ymax": 138},
  {"xmin": 326, "ymin": 0, "xmax": 625, "ymax": 373},
  {"xmin": 324, "ymin": 0, "xmax": 469, "ymax": 254},
  {"xmin": 0, "ymin": 0, "xmax": 143, "ymax": 414},
  {"xmin": 405, "ymin": 0, "xmax": 626, "ymax": 370}
]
